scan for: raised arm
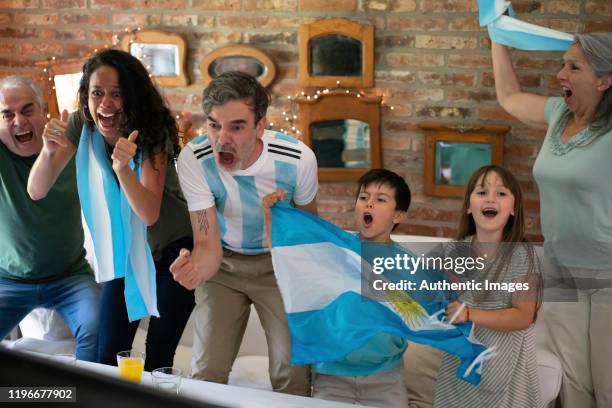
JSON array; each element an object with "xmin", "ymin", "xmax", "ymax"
[
  {"xmin": 170, "ymin": 206, "xmax": 223, "ymax": 290},
  {"xmin": 492, "ymin": 42, "xmax": 549, "ymax": 129},
  {"xmin": 28, "ymin": 111, "xmax": 76, "ymax": 200}
]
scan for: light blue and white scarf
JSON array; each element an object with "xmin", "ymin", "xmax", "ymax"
[
  {"xmin": 479, "ymin": 0, "xmax": 574, "ymax": 51},
  {"xmin": 76, "ymin": 125, "xmax": 159, "ymax": 321}
]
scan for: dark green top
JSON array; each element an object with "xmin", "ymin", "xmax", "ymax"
[
  {"xmin": 0, "ymin": 142, "xmax": 92, "ymax": 282},
  {"xmin": 67, "ymin": 113, "xmax": 192, "ymax": 260}
]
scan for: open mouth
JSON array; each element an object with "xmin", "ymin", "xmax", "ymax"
[
  {"xmin": 218, "ymin": 151, "xmax": 236, "ymax": 167},
  {"xmin": 481, "ymin": 208, "xmax": 498, "ymax": 218},
  {"xmin": 363, "ymin": 212, "xmax": 373, "ymax": 227},
  {"xmin": 15, "ymin": 130, "xmax": 33, "ymax": 143},
  {"xmin": 97, "ymin": 111, "xmax": 121, "ymax": 130},
  {"xmin": 562, "ymin": 87, "xmax": 573, "ymax": 101}
]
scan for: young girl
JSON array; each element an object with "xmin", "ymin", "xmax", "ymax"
[
  {"xmin": 434, "ymin": 165, "xmax": 543, "ymax": 408},
  {"xmin": 28, "ymin": 49, "xmax": 194, "ymax": 371}
]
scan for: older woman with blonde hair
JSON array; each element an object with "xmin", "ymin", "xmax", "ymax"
[{"xmin": 491, "ymin": 32, "xmax": 612, "ymax": 408}]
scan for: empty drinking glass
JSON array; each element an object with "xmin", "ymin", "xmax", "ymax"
[{"xmin": 151, "ymin": 367, "xmax": 182, "ymax": 395}]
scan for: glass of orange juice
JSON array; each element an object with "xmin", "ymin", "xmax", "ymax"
[{"xmin": 116, "ymin": 350, "xmax": 146, "ymax": 383}]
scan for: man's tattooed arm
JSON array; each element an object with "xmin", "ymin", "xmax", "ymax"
[{"xmin": 196, "ymin": 209, "xmax": 210, "ymax": 235}]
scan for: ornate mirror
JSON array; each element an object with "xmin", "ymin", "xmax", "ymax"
[
  {"xmin": 299, "ymin": 19, "xmax": 374, "ymax": 88},
  {"xmin": 200, "ymin": 45, "xmax": 276, "ymax": 87},
  {"xmin": 35, "ymin": 57, "xmax": 88, "ymax": 119},
  {"xmin": 130, "ymin": 43, "xmax": 179, "ymax": 77},
  {"xmin": 419, "ymin": 122, "xmax": 508, "ymax": 197},
  {"xmin": 296, "ymin": 91, "xmax": 381, "ymax": 181},
  {"xmin": 121, "ymin": 30, "xmax": 188, "ymax": 86},
  {"xmin": 311, "ymin": 119, "xmax": 371, "ymax": 168}
]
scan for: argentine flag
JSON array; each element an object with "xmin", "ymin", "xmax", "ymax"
[
  {"xmin": 270, "ymin": 203, "xmax": 492, "ymax": 384},
  {"xmin": 479, "ymin": 0, "xmax": 574, "ymax": 51},
  {"xmin": 76, "ymin": 126, "xmax": 159, "ymax": 322}
]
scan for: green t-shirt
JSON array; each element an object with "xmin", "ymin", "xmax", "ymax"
[
  {"xmin": 0, "ymin": 143, "xmax": 92, "ymax": 282},
  {"xmin": 67, "ymin": 113, "xmax": 192, "ymax": 260},
  {"xmin": 533, "ymin": 97, "xmax": 612, "ymax": 269}
]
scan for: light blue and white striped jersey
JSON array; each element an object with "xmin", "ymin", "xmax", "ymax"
[{"xmin": 178, "ymin": 130, "xmax": 318, "ymax": 255}]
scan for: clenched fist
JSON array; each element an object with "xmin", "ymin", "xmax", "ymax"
[{"xmin": 170, "ymin": 248, "xmax": 200, "ymax": 290}]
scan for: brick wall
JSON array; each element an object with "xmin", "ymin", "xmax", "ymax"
[{"xmin": 2, "ymin": 0, "xmax": 611, "ymax": 240}]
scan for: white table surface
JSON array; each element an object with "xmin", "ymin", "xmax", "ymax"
[{"xmin": 76, "ymin": 360, "xmax": 361, "ymax": 408}]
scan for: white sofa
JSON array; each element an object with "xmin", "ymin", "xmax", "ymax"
[{"xmin": 3, "ymin": 235, "xmax": 562, "ymax": 407}]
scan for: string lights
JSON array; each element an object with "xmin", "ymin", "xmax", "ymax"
[
  {"xmin": 268, "ymin": 81, "xmax": 396, "ymax": 138},
  {"xmin": 37, "ymin": 29, "xmax": 397, "ymax": 133}
]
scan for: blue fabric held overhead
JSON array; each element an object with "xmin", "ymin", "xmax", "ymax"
[{"xmin": 479, "ymin": 0, "xmax": 574, "ymax": 51}]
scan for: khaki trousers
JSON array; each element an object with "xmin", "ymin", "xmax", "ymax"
[
  {"xmin": 542, "ymin": 288, "xmax": 612, "ymax": 408},
  {"xmin": 313, "ymin": 366, "xmax": 408, "ymax": 408},
  {"xmin": 190, "ymin": 249, "xmax": 310, "ymax": 396}
]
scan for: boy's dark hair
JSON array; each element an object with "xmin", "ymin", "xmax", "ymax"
[
  {"xmin": 356, "ymin": 169, "xmax": 411, "ymax": 230},
  {"xmin": 202, "ymin": 71, "xmax": 271, "ymax": 125}
]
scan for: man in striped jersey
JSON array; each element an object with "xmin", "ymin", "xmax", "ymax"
[{"xmin": 170, "ymin": 72, "xmax": 318, "ymax": 396}]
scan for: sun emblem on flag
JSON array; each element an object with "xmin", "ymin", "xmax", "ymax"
[{"xmin": 384, "ymin": 288, "xmax": 429, "ymax": 330}]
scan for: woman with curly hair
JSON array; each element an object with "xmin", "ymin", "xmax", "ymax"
[{"xmin": 28, "ymin": 49, "xmax": 194, "ymax": 371}]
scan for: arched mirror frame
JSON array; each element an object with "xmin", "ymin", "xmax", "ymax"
[
  {"xmin": 296, "ymin": 91, "xmax": 381, "ymax": 181},
  {"xmin": 199, "ymin": 45, "xmax": 277, "ymax": 88},
  {"xmin": 35, "ymin": 56, "xmax": 88, "ymax": 119},
  {"xmin": 419, "ymin": 122, "xmax": 509, "ymax": 197},
  {"xmin": 299, "ymin": 18, "xmax": 374, "ymax": 88},
  {"xmin": 120, "ymin": 30, "xmax": 188, "ymax": 87}
]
